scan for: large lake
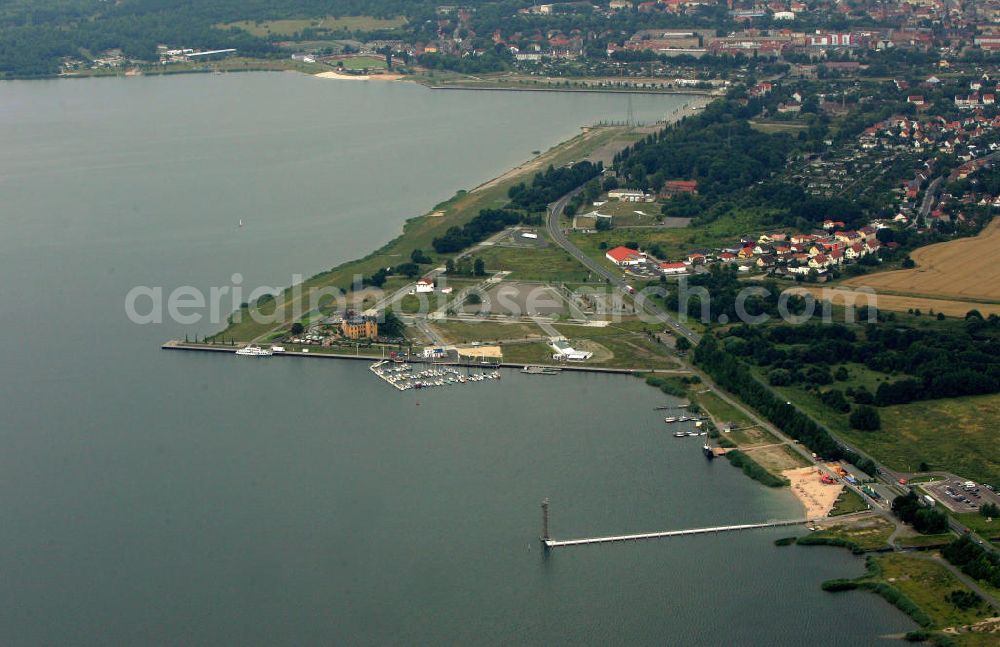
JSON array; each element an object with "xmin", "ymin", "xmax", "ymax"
[{"xmin": 0, "ymin": 73, "xmax": 912, "ymax": 645}]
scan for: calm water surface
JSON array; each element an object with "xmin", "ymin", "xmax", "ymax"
[{"xmin": 0, "ymin": 73, "xmax": 913, "ymax": 645}]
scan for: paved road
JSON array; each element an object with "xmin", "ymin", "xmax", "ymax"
[
  {"xmin": 547, "ymin": 178, "xmax": 1000, "ymax": 555},
  {"xmin": 545, "ymin": 188, "xmax": 701, "ymax": 342},
  {"xmin": 917, "ymin": 176, "xmax": 943, "ymax": 223}
]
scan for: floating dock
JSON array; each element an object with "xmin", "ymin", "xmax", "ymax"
[{"xmin": 369, "ymin": 360, "xmax": 500, "ymax": 391}]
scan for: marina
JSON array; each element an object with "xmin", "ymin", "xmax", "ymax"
[
  {"xmin": 664, "ymin": 415, "xmax": 706, "ymax": 423},
  {"xmin": 369, "ymin": 360, "xmax": 501, "ymax": 391}
]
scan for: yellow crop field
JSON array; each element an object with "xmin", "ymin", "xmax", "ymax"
[
  {"xmin": 794, "ymin": 287, "xmax": 1000, "ymax": 318},
  {"xmin": 843, "ymin": 218, "xmax": 1000, "ymax": 302}
]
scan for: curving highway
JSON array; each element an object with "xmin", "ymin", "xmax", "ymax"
[{"xmin": 545, "ymin": 186, "xmax": 701, "ymax": 342}]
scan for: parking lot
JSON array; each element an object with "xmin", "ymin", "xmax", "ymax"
[
  {"xmin": 492, "ymin": 229, "xmax": 547, "ymax": 249},
  {"xmin": 461, "ymin": 281, "xmax": 569, "ymax": 318},
  {"xmin": 923, "ymin": 478, "xmax": 1000, "ymax": 513}
]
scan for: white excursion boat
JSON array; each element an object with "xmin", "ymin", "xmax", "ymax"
[{"xmin": 235, "ymin": 345, "xmax": 273, "ymax": 357}]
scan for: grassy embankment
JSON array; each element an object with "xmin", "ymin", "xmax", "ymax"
[
  {"xmin": 67, "ymin": 57, "xmax": 328, "ymax": 79},
  {"xmin": 822, "ymin": 554, "xmax": 996, "ymax": 645},
  {"xmin": 210, "ymin": 126, "xmax": 629, "ymax": 343},
  {"xmin": 410, "ymin": 72, "xmax": 718, "ymax": 95},
  {"xmin": 780, "ymin": 516, "xmax": 895, "ymax": 552},
  {"xmin": 688, "ymin": 389, "xmax": 809, "ymax": 477}
]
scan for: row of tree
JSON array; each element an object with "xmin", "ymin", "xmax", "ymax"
[
  {"xmin": 431, "ymin": 208, "xmax": 539, "ymax": 253},
  {"xmin": 891, "ymin": 492, "xmax": 948, "ymax": 533},
  {"xmin": 693, "ymin": 334, "xmax": 877, "ymax": 475},
  {"xmin": 507, "ymin": 161, "xmax": 602, "ymax": 213},
  {"xmin": 730, "ymin": 317, "xmax": 1000, "ymax": 408},
  {"xmin": 943, "ymin": 535, "xmax": 1000, "ymax": 589}
]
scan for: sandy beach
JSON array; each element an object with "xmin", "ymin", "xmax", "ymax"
[
  {"xmin": 314, "ymin": 71, "xmax": 404, "ymax": 81},
  {"xmin": 783, "ymin": 466, "xmax": 844, "ymax": 518}
]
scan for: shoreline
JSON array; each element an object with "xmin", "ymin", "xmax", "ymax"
[
  {"xmin": 314, "ymin": 70, "xmax": 405, "ymax": 82},
  {"xmin": 160, "ymin": 340, "xmax": 682, "ymax": 375},
  {"xmin": 205, "ymin": 94, "xmax": 708, "ymax": 345},
  {"xmin": 26, "ymin": 65, "xmax": 718, "ymax": 99},
  {"xmin": 424, "ymin": 84, "xmax": 716, "ymax": 96}
]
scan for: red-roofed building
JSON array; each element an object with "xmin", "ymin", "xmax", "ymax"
[
  {"xmin": 660, "ymin": 261, "xmax": 689, "ymax": 275},
  {"xmin": 606, "ymin": 246, "xmax": 644, "ymax": 266},
  {"xmin": 660, "ymin": 179, "xmax": 699, "ymax": 197}
]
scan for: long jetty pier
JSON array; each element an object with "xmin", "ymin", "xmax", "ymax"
[{"xmin": 542, "ymin": 519, "xmax": 813, "ymax": 549}]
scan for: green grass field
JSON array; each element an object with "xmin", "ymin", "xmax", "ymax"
[
  {"xmin": 223, "ymin": 15, "xmax": 406, "ymax": 37},
  {"xmin": 693, "ymin": 390, "xmax": 755, "ymax": 427},
  {"xmin": 955, "ymin": 512, "xmax": 1000, "ymax": 542},
  {"xmin": 873, "ymin": 394, "xmax": 1000, "ymax": 485},
  {"xmin": 553, "ymin": 321, "xmax": 680, "ymax": 369},
  {"xmin": 433, "ymin": 320, "xmax": 545, "ymax": 344},
  {"xmin": 829, "ymin": 488, "xmax": 869, "ymax": 516},
  {"xmin": 500, "ymin": 342, "xmax": 555, "ymax": 365},
  {"xmin": 807, "ymin": 516, "xmax": 895, "ymax": 550},
  {"xmin": 335, "ymin": 56, "xmax": 387, "ymax": 71},
  {"xmin": 871, "ymin": 554, "xmax": 994, "ymax": 629},
  {"xmin": 475, "ymin": 238, "xmax": 594, "ymax": 282},
  {"xmin": 749, "ymin": 120, "xmax": 809, "ymax": 134},
  {"xmin": 755, "ymin": 367, "xmax": 1000, "ymax": 485}
]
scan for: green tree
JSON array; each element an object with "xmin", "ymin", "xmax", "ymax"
[
  {"xmin": 849, "ymin": 405, "xmax": 881, "ymax": 431},
  {"xmin": 980, "ymin": 502, "xmax": 1000, "ymax": 518},
  {"xmin": 290, "ymin": 322, "xmax": 304, "ymax": 335},
  {"xmin": 473, "ymin": 258, "xmax": 486, "ymax": 276}
]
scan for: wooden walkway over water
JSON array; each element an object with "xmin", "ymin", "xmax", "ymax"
[{"xmin": 543, "ymin": 519, "xmax": 813, "ymax": 549}]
